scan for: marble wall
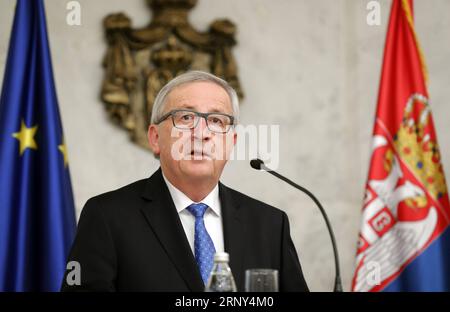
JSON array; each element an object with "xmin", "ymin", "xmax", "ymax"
[{"xmin": 1, "ymin": 0, "xmax": 449, "ymax": 291}]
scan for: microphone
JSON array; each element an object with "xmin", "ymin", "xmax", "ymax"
[{"xmin": 250, "ymin": 158, "xmax": 343, "ymax": 292}]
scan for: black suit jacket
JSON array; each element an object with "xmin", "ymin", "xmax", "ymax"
[{"xmin": 61, "ymin": 168, "xmax": 308, "ymax": 291}]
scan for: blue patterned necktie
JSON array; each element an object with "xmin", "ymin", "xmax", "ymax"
[{"xmin": 186, "ymin": 203, "xmax": 216, "ymax": 284}]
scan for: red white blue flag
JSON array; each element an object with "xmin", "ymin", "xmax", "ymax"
[{"xmin": 352, "ymin": 0, "xmax": 450, "ymax": 291}]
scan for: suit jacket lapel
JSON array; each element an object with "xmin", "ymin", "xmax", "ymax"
[
  {"xmin": 140, "ymin": 168, "xmax": 204, "ymax": 291},
  {"xmin": 219, "ymin": 183, "xmax": 246, "ymax": 291}
]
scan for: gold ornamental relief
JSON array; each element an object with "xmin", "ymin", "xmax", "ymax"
[{"xmin": 100, "ymin": 0, "xmax": 244, "ymax": 150}]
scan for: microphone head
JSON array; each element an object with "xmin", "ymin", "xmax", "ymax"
[{"xmin": 250, "ymin": 159, "xmax": 265, "ymax": 170}]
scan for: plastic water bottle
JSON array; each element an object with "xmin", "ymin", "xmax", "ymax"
[{"xmin": 205, "ymin": 252, "xmax": 237, "ymax": 292}]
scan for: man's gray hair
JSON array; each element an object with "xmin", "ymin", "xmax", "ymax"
[{"xmin": 150, "ymin": 71, "xmax": 240, "ymax": 124}]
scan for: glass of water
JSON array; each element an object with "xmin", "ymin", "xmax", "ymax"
[{"xmin": 245, "ymin": 269, "xmax": 279, "ymax": 292}]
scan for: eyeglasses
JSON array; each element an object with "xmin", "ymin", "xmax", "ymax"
[{"xmin": 155, "ymin": 109, "xmax": 235, "ymax": 134}]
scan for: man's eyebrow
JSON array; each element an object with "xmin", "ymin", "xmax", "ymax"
[
  {"xmin": 176, "ymin": 104, "xmax": 194, "ymax": 110},
  {"xmin": 208, "ymin": 108, "xmax": 226, "ymax": 113},
  {"xmin": 174, "ymin": 104, "xmax": 230, "ymax": 114}
]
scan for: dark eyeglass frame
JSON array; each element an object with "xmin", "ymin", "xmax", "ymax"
[{"xmin": 155, "ymin": 109, "xmax": 235, "ymax": 134}]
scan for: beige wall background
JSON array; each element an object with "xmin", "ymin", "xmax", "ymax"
[{"xmin": 1, "ymin": 0, "xmax": 449, "ymax": 291}]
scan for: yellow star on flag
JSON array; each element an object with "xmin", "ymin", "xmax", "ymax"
[
  {"xmin": 12, "ymin": 120, "xmax": 38, "ymax": 155},
  {"xmin": 58, "ymin": 138, "xmax": 69, "ymax": 167}
]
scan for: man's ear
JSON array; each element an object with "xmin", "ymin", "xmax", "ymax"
[{"xmin": 148, "ymin": 124, "xmax": 161, "ymax": 156}]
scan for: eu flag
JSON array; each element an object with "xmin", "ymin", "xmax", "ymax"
[{"xmin": 0, "ymin": 0, "xmax": 76, "ymax": 291}]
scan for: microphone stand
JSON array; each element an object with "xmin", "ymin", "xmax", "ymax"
[{"xmin": 250, "ymin": 159, "xmax": 343, "ymax": 292}]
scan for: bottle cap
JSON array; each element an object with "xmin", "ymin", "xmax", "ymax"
[{"xmin": 214, "ymin": 252, "xmax": 229, "ymax": 262}]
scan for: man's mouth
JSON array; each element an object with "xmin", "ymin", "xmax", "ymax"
[{"xmin": 189, "ymin": 150, "xmax": 212, "ymax": 159}]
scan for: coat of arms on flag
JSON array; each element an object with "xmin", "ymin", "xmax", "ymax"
[{"xmin": 352, "ymin": 0, "xmax": 450, "ymax": 292}]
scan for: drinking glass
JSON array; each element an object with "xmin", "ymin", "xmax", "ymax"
[{"xmin": 245, "ymin": 269, "xmax": 279, "ymax": 292}]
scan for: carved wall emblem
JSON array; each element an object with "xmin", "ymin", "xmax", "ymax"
[{"xmin": 101, "ymin": 0, "xmax": 243, "ymax": 150}]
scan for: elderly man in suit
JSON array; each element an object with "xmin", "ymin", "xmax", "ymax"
[{"xmin": 61, "ymin": 71, "xmax": 308, "ymax": 292}]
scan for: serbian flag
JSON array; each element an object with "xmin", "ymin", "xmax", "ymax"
[{"xmin": 352, "ymin": 0, "xmax": 450, "ymax": 291}]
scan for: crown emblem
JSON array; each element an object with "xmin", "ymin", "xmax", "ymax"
[{"xmin": 393, "ymin": 94, "xmax": 447, "ymax": 203}]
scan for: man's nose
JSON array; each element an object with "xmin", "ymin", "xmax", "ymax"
[{"xmin": 192, "ymin": 117, "xmax": 212, "ymax": 140}]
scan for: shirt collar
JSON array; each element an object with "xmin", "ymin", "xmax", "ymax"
[{"xmin": 162, "ymin": 171, "xmax": 221, "ymax": 217}]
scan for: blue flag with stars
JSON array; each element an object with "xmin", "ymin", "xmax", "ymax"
[{"xmin": 0, "ymin": 0, "xmax": 76, "ymax": 291}]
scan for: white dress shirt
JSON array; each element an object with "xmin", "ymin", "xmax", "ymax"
[{"xmin": 162, "ymin": 173, "xmax": 224, "ymax": 255}]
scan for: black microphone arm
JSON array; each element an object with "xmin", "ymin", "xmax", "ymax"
[{"xmin": 250, "ymin": 159, "xmax": 343, "ymax": 292}]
